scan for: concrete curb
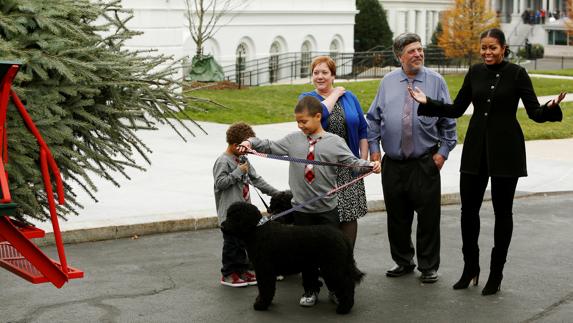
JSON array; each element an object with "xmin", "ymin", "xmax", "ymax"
[{"xmin": 34, "ymin": 190, "xmax": 573, "ymax": 247}]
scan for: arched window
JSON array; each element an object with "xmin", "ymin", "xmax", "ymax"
[
  {"xmin": 236, "ymin": 43, "xmax": 248, "ymax": 71},
  {"xmin": 300, "ymin": 41, "xmax": 312, "ymax": 78},
  {"xmin": 329, "ymin": 39, "xmax": 340, "ymax": 58},
  {"xmin": 269, "ymin": 41, "xmax": 281, "ymax": 83},
  {"xmin": 235, "ymin": 43, "xmax": 248, "ymax": 85}
]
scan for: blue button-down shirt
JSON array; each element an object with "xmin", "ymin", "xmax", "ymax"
[{"xmin": 366, "ymin": 67, "xmax": 457, "ymax": 160}]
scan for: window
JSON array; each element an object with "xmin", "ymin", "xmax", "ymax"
[
  {"xmin": 236, "ymin": 43, "xmax": 248, "ymax": 71},
  {"xmin": 301, "ymin": 41, "xmax": 312, "ymax": 78},
  {"xmin": 269, "ymin": 41, "xmax": 281, "ymax": 83},
  {"xmin": 235, "ymin": 43, "xmax": 248, "ymax": 85},
  {"xmin": 329, "ymin": 39, "xmax": 340, "ymax": 58},
  {"xmin": 548, "ymin": 30, "xmax": 569, "ymax": 45}
]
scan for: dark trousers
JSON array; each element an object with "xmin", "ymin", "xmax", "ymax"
[
  {"xmin": 221, "ymin": 230, "xmax": 249, "ymax": 277},
  {"xmin": 459, "ymin": 170, "xmax": 518, "ymax": 270},
  {"xmin": 293, "ymin": 208, "xmax": 339, "ymax": 293},
  {"xmin": 382, "ymin": 154, "xmax": 441, "ymax": 272}
]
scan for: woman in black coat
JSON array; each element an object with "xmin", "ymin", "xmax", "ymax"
[{"xmin": 408, "ymin": 28, "xmax": 566, "ymax": 295}]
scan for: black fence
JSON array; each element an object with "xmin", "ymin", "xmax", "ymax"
[
  {"xmin": 223, "ymin": 48, "xmax": 463, "ymax": 87},
  {"xmin": 222, "ymin": 47, "xmax": 573, "ymax": 87}
]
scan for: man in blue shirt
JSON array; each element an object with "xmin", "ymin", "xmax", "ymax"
[{"xmin": 366, "ymin": 33, "xmax": 457, "ymax": 283}]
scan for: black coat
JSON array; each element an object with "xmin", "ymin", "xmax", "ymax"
[{"xmin": 418, "ymin": 61, "xmax": 562, "ymax": 177}]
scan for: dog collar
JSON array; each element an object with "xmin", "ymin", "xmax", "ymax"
[{"xmin": 257, "ymin": 216, "xmax": 269, "ymax": 226}]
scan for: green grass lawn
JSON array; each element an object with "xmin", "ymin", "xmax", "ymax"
[
  {"xmin": 181, "ymin": 75, "xmax": 573, "ymax": 141},
  {"xmin": 456, "ymin": 102, "xmax": 573, "ymax": 143},
  {"xmin": 530, "ymin": 69, "xmax": 573, "ymax": 77}
]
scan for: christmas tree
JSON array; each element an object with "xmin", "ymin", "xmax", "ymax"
[
  {"xmin": 354, "ymin": 0, "xmax": 393, "ymax": 52},
  {"xmin": 0, "ymin": 0, "xmax": 201, "ymax": 221}
]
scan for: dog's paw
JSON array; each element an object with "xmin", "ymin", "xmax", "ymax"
[
  {"xmin": 253, "ymin": 301, "xmax": 269, "ymax": 311},
  {"xmin": 336, "ymin": 303, "xmax": 352, "ymax": 315}
]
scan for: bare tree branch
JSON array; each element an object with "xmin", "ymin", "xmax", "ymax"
[{"xmin": 184, "ymin": 0, "xmax": 250, "ymax": 58}]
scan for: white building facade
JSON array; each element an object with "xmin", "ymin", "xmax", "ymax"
[
  {"xmin": 381, "ymin": 0, "xmax": 572, "ymax": 56},
  {"xmin": 119, "ymin": 0, "xmax": 357, "ymax": 70},
  {"xmin": 381, "ymin": 0, "xmax": 452, "ymax": 46}
]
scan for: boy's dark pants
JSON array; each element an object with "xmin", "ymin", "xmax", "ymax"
[
  {"xmin": 221, "ymin": 230, "xmax": 249, "ymax": 276},
  {"xmin": 293, "ymin": 208, "xmax": 340, "ymax": 293}
]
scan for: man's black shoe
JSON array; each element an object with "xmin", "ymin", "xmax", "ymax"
[
  {"xmin": 420, "ymin": 270, "xmax": 439, "ymax": 283},
  {"xmin": 385, "ymin": 264, "xmax": 416, "ymax": 277}
]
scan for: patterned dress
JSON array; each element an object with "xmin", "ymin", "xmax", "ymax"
[{"xmin": 327, "ymin": 102, "xmax": 368, "ymax": 222}]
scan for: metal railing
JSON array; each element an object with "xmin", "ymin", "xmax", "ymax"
[
  {"xmin": 223, "ymin": 48, "xmax": 461, "ymax": 87},
  {"xmin": 220, "ymin": 48, "xmax": 573, "ymax": 87}
]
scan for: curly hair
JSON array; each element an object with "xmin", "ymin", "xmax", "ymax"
[{"xmin": 226, "ymin": 122, "xmax": 256, "ymax": 145}]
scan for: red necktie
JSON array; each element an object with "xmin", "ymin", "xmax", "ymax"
[
  {"xmin": 304, "ymin": 136, "xmax": 321, "ymax": 184},
  {"xmin": 235, "ymin": 157, "xmax": 250, "ymax": 201}
]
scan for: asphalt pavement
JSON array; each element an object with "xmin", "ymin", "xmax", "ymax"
[{"xmin": 1, "ymin": 193, "xmax": 572, "ymax": 322}]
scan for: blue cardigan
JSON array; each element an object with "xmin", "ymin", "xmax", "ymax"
[{"xmin": 299, "ymin": 90, "xmax": 368, "ymax": 158}]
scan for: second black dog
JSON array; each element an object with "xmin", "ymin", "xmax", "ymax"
[
  {"xmin": 221, "ymin": 202, "xmax": 364, "ymax": 314},
  {"xmin": 267, "ymin": 190, "xmax": 294, "ymax": 224}
]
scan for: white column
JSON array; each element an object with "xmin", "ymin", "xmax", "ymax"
[
  {"xmin": 520, "ymin": 0, "xmax": 527, "ymax": 13},
  {"xmin": 397, "ymin": 11, "xmax": 406, "ymax": 35},
  {"xmin": 427, "ymin": 11, "xmax": 434, "ymax": 43},
  {"xmin": 542, "ymin": 0, "xmax": 548, "ymax": 10},
  {"xmin": 388, "ymin": 9, "xmax": 397, "ymax": 38},
  {"xmin": 513, "ymin": 0, "xmax": 519, "ymax": 15},
  {"xmin": 408, "ymin": 10, "xmax": 416, "ymax": 33},
  {"xmin": 417, "ymin": 10, "xmax": 427, "ymax": 44},
  {"xmin": 548, "ymin": 0, "xmax": 555, "ymax": 13}
]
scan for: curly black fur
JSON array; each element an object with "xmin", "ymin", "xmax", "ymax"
[
  {"xmin": 268, "ymin": 190, "xmax": 294, "ymax": 224},
  {"xmin": 221, "ymin": 202, "xmax": 365, "ymax": 314}
]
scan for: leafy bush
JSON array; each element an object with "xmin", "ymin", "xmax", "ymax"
[{"xmin": 518, "ymin": 43, "xmax": 545, "ymax": 59}]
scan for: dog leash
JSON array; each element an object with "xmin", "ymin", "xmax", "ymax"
[
  {"xmin": 242, "ymin": 146, "xmax": 373, "ymax": 169},
  {"xmin": 257, "ymin": 169, "xmax": 374, "ymax": 226},
  {"xmin": 246, "ymin": 177, "xmax": 271, "ymax": 213},
  {"xmin": 243, "ymin": 146, "xmax": 376, "ymax": 226}
]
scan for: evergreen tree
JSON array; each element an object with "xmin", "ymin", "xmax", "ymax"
[
  {"xmin": 431, "ymin": 22, "xmax": 443, "ymax": 45},
  {"xmin": 354, "ymin": 0, "xmax": 393, "ymax": 52},
  {"xmin": 425, "ymin": 22, "xmax": 447, "ymax": 65},
  {"xmin": 0, "ymin": 0, "xmax": 201, "ymax": 221}
]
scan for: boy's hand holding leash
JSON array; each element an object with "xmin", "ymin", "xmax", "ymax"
[
  {"xmin": 238, "ymin": 157, "xmax": 249, "ymax": 173},
  {"xmin": 238, "ymin": 140, "xmax": 251, "ymax": 154},
  {"xmin": 370, "ymin": 161, "xmax": 381, "ymax": 174}
]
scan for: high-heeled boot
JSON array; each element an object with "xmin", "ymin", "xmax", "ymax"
[
  {"xmin": 482, "ymin": 247, "xmax": 506, "ymax": 296},
  {"xmin": 453, "ymin": 251, "xmax": 480, "ymax": 290},
  {"xmin": 453, "ymin": 263, "xmax": 480, "ymax": 289}
]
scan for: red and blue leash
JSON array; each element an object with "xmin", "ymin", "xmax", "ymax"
[{"xmin": 240, "ymin": 146, "xmax": 375, "ymax": 226}]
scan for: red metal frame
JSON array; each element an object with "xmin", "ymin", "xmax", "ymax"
[{"xmin": 0, "ymin": 62, "xmax": 84, "ymax": 287}]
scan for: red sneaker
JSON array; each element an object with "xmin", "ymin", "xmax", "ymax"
[
  {"xmin": 221, "ymin": 273, "xmax": 248, "ymax": 287},
  {"xmin": 241, "ymin": 271, "xmax": 257, "ymax": 286}
]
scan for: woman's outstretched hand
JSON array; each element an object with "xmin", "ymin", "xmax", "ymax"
[
  {"xmin": 408, "ymin": 85, "xmax": 427, "ymax": 104},
  {"xmin": 548, "ymin": 92, "xmax": 566, "ymax": 108}
]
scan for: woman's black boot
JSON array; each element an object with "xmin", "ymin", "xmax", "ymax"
[
  {"xmin": 453, "ymin": 263, "xmax": 480, "ymax": 290},
  {"xmin": 482, "ymin": 247, "xmax": 505, "ymax": 296}
]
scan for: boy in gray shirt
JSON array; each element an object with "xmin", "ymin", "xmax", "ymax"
[
  {"xmin": 214, "ymin": 122, "xmax": 279, "ymax": 287},
  {"xmin": 238, "ymin": 96, "xmax": 381, "ymax": 306}
]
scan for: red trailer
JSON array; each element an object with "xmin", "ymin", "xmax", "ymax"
[{"xmin": 0, "ymin": 62, "xmax": 83, "ymax": 288}]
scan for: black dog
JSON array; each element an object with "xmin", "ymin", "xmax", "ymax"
[
  {"xmin": 267, "ymin": 190, "xmax": 294, "ymax": 224},
  {"xmin": 221, "ymin": 202, "xmax": 364, "ymax": 314}
]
